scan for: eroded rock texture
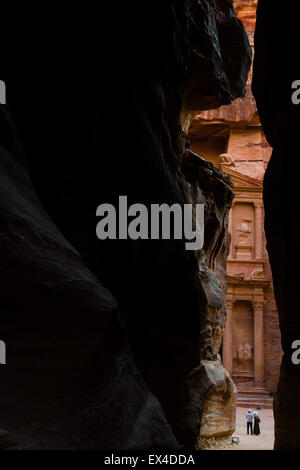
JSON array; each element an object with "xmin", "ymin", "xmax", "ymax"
[
  {"xmin": 182, "ymin": 150, "xmax": 237, "ymax": 444},
  {"xmin": 195, "ymin": 360, "xmax": 237, "ymax": 445},
  {"xmin": 181, "ymin": 0, "xmax": 251, "ymax": 130},
  {"xmin": 0, "ymin": 2, "xmax": 250, "ymax": 449},
  {"xmin": 252, "ymin": 0, "xmax": 300, "ymax": 450}
]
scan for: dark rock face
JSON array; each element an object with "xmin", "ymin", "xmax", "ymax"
[
  {"xmin": 0, "ymin": 118, "xmax": 179, "ymax": 450},
  {"xmin": 182, "ymin": 151, "xmax": 237, "ymax": 446},
  {"xmin": 182, "ymin": 151, "xmax": 234, "ymax": 361},
  {"xmin": 252, "ymin": 0, "xmax": 300, "ymax": 450},
  {"xmin": 0, "ymin": 2, "xmax": 250, "ymax": 449},
  {"xmin": 182, "ymin": 0, "xmax": 251, "ymax": 128}
]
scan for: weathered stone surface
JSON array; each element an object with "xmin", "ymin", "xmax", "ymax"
[
  {"xmin": 181, "ymin": 151, "xmax": 233, "ymax": 356},
  {"xmin": 181, "ymin": 150, "xmax": 237, "ymax": 441},
  {"xmin": 188, "ymin": 0, "xmax": 256, "ymax": 130},
  {"xmin": 234, "ymin": 0, "xmax": 257, "ymax": 34},
  {"xmin": 190, "ymin": 360, "xmax": 237, "ymax": 443},
  {"xmin": 252, "ymin": 0, "xmax": 300, "ymax": 450},
  {"xmin": 0, "ymin": 2, "xmax": 251, "ymax": 449},
  {"xmin": 181, "ymin": 0, "xmax": 252, "ymax": 130}
]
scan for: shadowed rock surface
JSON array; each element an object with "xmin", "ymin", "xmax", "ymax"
[
  {"xmin": 0, "ymin": 118, "xmax": 179, "ymax": 449},
  {"xmin": 182, "ymin": 150, "xmax": 237, "ymax": 443},
  {"xmin": 0, "ymin": 2, "xmax": 250, "ymax": 449},
  {"xmin": 252, "ymin": 0, "xmax": 300, "ymax": 450}
]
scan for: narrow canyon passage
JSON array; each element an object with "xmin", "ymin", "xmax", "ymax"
[
  {"xmin": 0, "ymin": 0, "xmax": 297, "ymax": 452},
  {"xmin": 189, "ymin": 0, "xmax": 280, "ymax": 449}
]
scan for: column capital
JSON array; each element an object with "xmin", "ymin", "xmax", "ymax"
[
  {"xmin": 253, "ymin": 300, "xmax": 266, "ymax": 310},
  {"xmin": 253, "ymin": 201, "xmax": 264, "ymax": 209},
  {"xmin": 226, "ymin": 298, "xmax": 235, "ymax": 309}
]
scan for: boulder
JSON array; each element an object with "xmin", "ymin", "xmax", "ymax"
[{"xmin": 188, "ymin": 360, "xmax": 237, "ymax": 445}]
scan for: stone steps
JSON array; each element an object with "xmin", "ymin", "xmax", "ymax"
[
  {"xmin": 237, "ymin": 387, "xmax": 271, "ymax": 398},
  {"xmin": 237, "ymin": 396, "xmax": 273, "ymax": 409}
]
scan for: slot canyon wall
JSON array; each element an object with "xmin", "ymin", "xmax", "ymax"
[
  {"xmin": 0, "ymin": 3, "xmax": 250, "ymax": 449},
  {"xmin": 252, "ymin": 0, "xmax": 300, "ymax": 450}
]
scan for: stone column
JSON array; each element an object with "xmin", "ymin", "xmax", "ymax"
[
  {"xmin": 228, "ymin": 208, "xmax": 233, "ymax": 259},
  {"xmin": 253, "ymin": 301, "xmax": 265, "ymax": 388},
  {"xmin": 254, "ymin": 202, "xmax": 263, "ymax": 259},
  {"xmin": 223, "ymin": 298, "xmax": 234, "ymax": 376}
]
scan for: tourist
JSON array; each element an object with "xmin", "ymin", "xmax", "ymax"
[
  {"xmin": 246, "ymin": 409, "xmax": 253, "ymax": 435},
  {"xmin": 253, "ymin": 411, "xmax": 261, "ymax": 435}
]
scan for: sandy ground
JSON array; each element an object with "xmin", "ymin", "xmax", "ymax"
[{"xmin": 228, "ymin": 407, "xmax": 275, "ymax": 450}]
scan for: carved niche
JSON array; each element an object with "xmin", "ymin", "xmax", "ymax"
[
  {"xmin": 237, "ymin": 343, "xmax": 253, "ymax": 362},
  {"xmin": 237, "ymin": 219, "xmax": 252, "ymax": 245}
]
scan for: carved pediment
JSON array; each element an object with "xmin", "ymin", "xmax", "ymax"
[{"xmin": 220, "ymin": 165, "xmax": 263, "ymax": 190}]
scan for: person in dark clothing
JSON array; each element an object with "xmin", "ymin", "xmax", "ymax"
[
  {"xmin": 253, "ymin": 411, "xmax": 261, "ymax": 435},
  {"xmin": 246, "ymin": 409, "xmax": 253, "ymax": 435}
]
